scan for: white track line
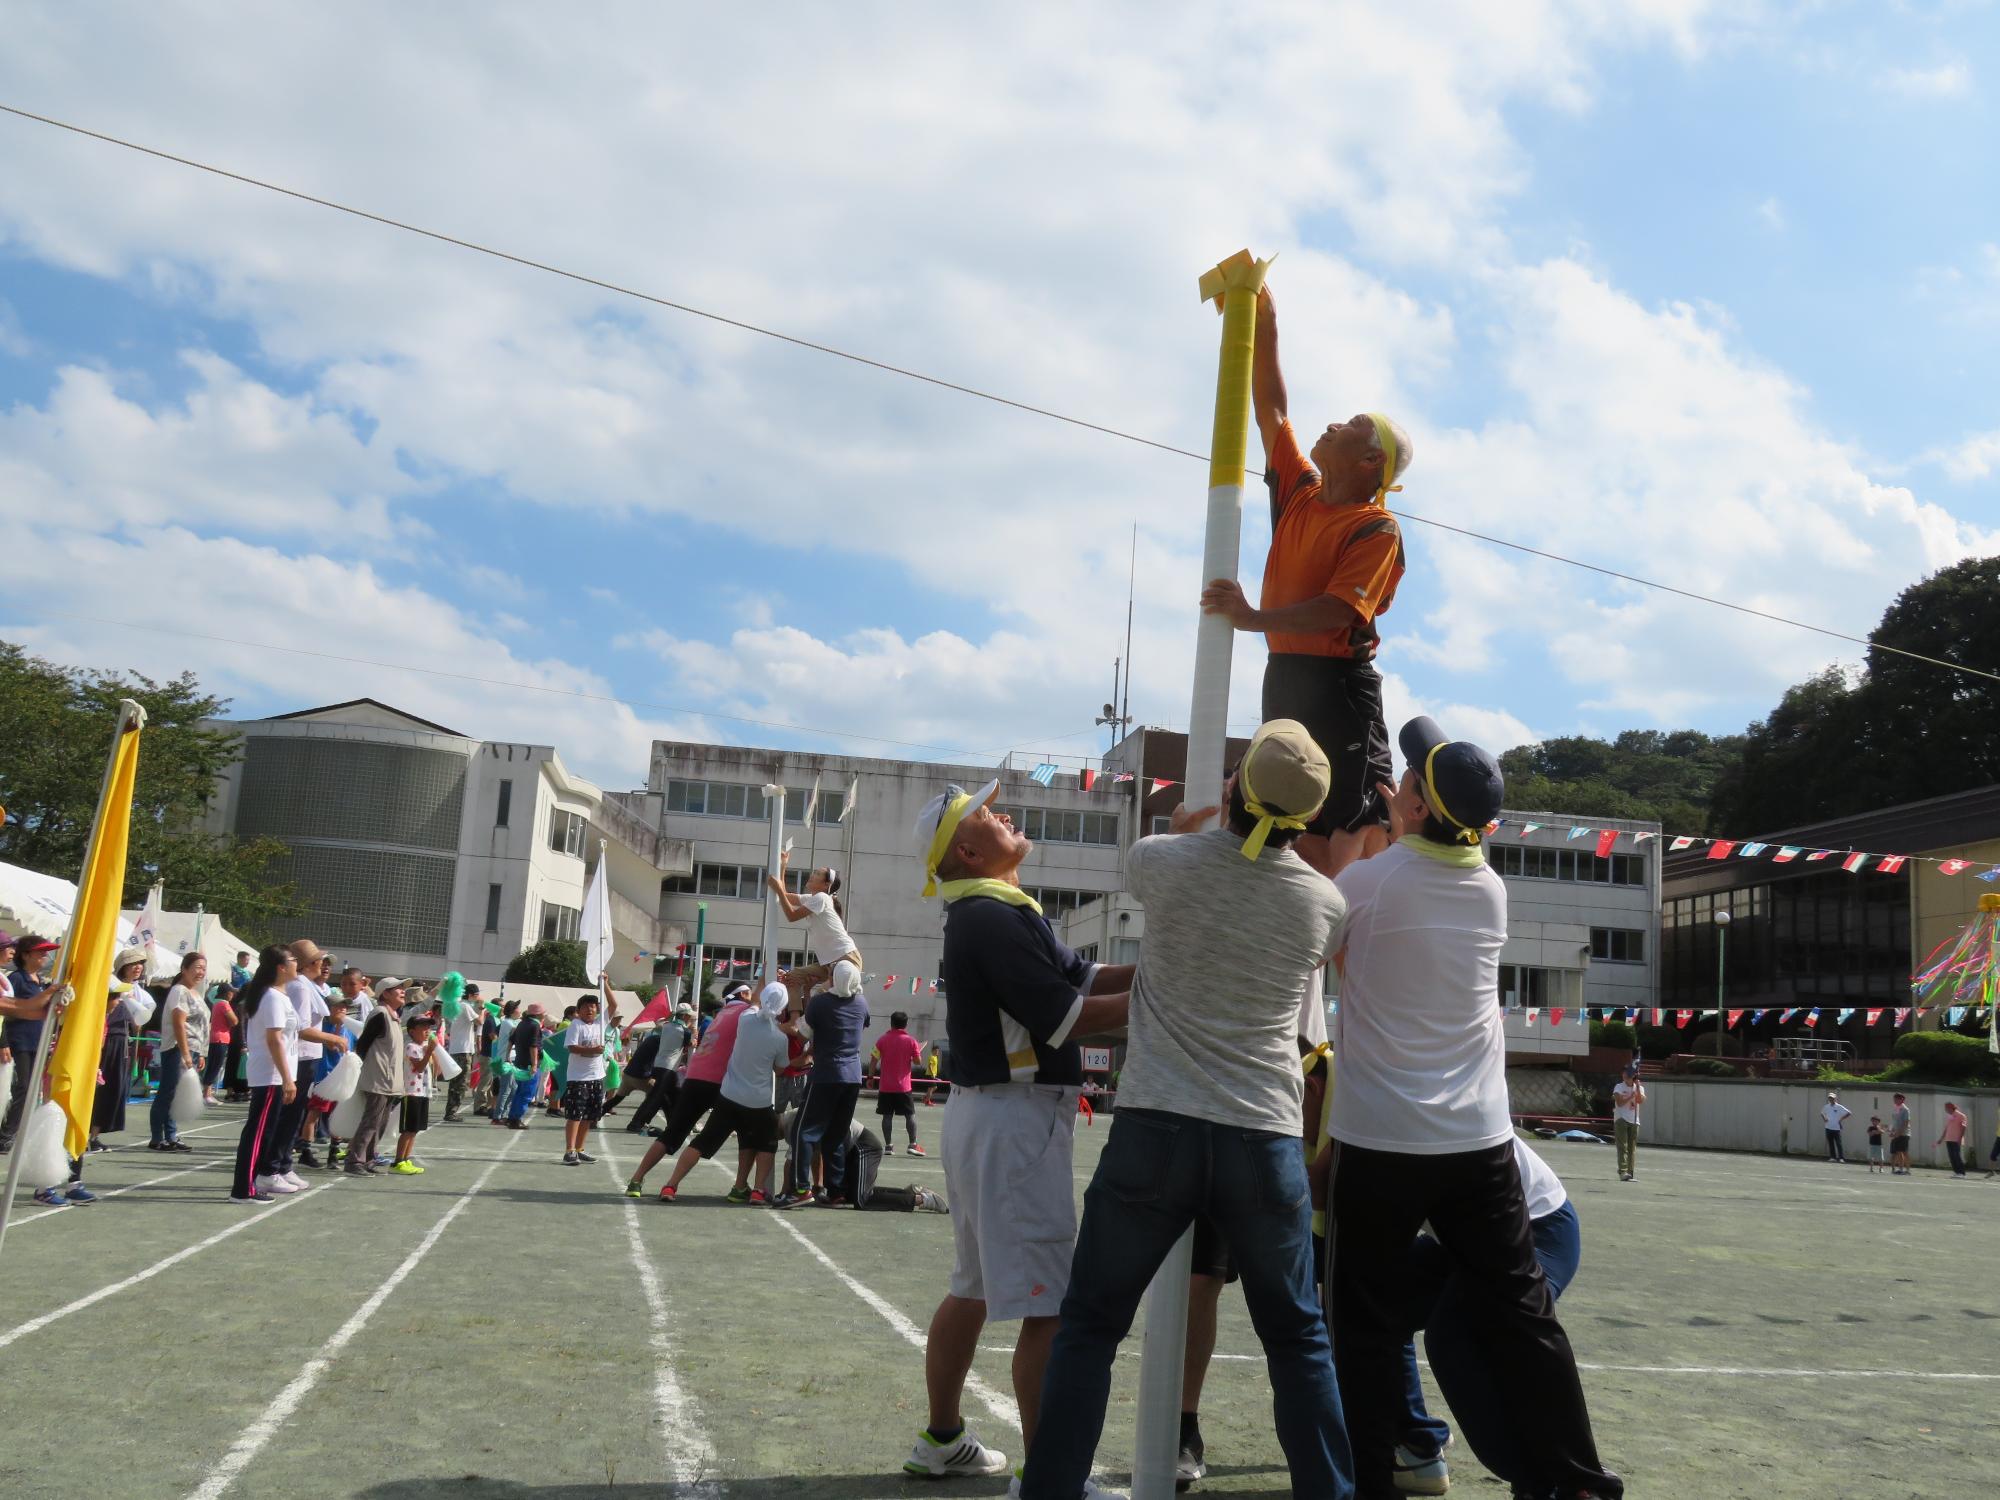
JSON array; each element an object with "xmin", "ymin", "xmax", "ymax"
[
  {"xmin": 183, "ymin": 1134, "xmax": 521, "ymax": 1500},
  {"xmin": 12, "ymin": 1159, "xmax": 224, "ymax": 1226},
  {"xmin": 707, "ymin": 1161, "xmax": 1022, "ymax": 1433},
  {"xmin": 1576, "ymin": 1361, "xmax": 2000, "ymax": 1381},
  {"xmin": 0, "ymin": 1179, "xmax": 337, "ymax": 1350},
  {"xmin": 601, "ymin": 1141, "xmax": 723, "ymax": 1498}
]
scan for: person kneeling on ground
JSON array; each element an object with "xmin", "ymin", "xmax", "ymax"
[
  {"xmin": 1021, "ymin": 721, "xmax": 1353, "ymax": 1500},
  {"xmin": 774, "ymin": 1110, "xmax": 948, "ymax": 1213},
  {"xmin": 655, "ymin": 983, "xmax": 797, "ymax": 1203},
  {"xmin": 623, "ymin": 985, "xmax": 756, "ymax": 1194},
  {"xmin": 906, "ymin": 780, "xmax": 1132, "ymax": 1487},
  {"xmin": 1327, "ymin": 715, "xmax": 1620, "ymax": 1500}
]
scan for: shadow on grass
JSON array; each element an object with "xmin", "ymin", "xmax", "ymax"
[{"xmin": 355, "ymin": 1462, "xmax": 1298, "ymax": 1499}]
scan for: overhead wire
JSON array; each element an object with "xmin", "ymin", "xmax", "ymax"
[{"xmin": 1, "ymin": 101, "xmax": 1995, "ymax": 691}]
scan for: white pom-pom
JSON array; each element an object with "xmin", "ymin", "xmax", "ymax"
[
  {"xmin": 170, "ymin": 1067, "xmax": 205, "ymax": 1126},
  {"xmin": 312, "ymin": 1051, "xmax": 360, "ymax": 1103},
  {"xmin": 17, "ymin": 1101, "xmax": 73, "ymax": 1190},
  {"xmin": 328, "ymin": 1088, "xmax": 366, "ymax": 1138}
]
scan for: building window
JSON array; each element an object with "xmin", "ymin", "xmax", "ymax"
[
  {"xmin": 994, "ymin": 805, "xmax": 1120, "ymax": 846},
  {"xmin": 1151, "ymin": 816, "xmax": 1172, "ymax": 836},
  {"xmin": 664, "ymin": 862, "xmax": 769, "ymax": 900},
  {"xmin": 1590, "ymin": 927, "xmax": 1646, "ymax": 963},
  {"xmin": 665, "ymin": 778, "xmax": 846, "ymax": 825},
  {"xmin": 541, "ymin": 902, "xmax": 581, "ymax": 942},
  {"xmin": 818, "ymin": 790, "xmax": 846, "ymax": 825},
  {"xmin": 1022, "ymin": 887, "xmax": 1101, "ymax": 919},
  {"xmin": 1491, "ymin": 844, "xmax": 1647, "ymax": 887},
  {"xmin": 549, "ymin": 808, "xmax": 587, "ymax": 858},
  {"xmin": 484, "ymin": 883, "xmax": 504, "ymax": 933},
  {"xmin": 495, "ymin": 778, "xmax": 513, "ymax": 828}
]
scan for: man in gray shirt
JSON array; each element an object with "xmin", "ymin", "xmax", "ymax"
[{"xmin": 1019, "ymin": 719, "xmax": 1354, "ymax": 1500}]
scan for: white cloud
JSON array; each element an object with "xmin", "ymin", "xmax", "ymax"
[
  {"xmin": 1755, "ymin": 196, "xmax": 1785, "ymax": 231},
  {"xmin": 1877, "ymin": 60, "xmax": 1972, "ymax": 97},
  {"xmin": 1930, "ymin": 429, "xmax": 2000, "ymax": 482}
]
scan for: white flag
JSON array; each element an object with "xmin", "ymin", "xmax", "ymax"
[
  {"xmin": 838, "ymin": 776, "xmax": 860, "ymax": 822},
  {"xmin": 803, "ymin": 773, "xmax": 821, "ymax": 829},
  {"xmin": 135, "ymin": 882, "xmax": 164, "ymax": 979},
  {"xmin": 582, "ymin": 841, "xmax": 614, "ymax": 984}
]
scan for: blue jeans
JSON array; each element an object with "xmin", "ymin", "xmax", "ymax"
[
  {"xmin": 505, "ymin": 1070, "xmax": 543, "ymax": 1123},
  {"xmin": 489, "ymin": 1069, "xmax": 515, "ymax": 1121},
  {"xmin": 1021, "ymin": 1108, "xmax": 1352, "ymax": 1500},
  {"xmin": 150, "ymin": 1048, "xmax": 188, "ymax": 1145},
  {"xmin": 1398, "ymin": 1201, "xmax": 1584, "ymax": 1475}
]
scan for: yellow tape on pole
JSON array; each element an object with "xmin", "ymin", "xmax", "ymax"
[{"xmin": 1197, "ymin": 248, "xmax": 1269, "ymax": 489}]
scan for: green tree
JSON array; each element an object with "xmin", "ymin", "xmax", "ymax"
[
  {"xmin": 1499, "ymin": 728, "xmax": 1745, "ymax": 833},
  {"xmin": 505, "ymin": 938, "xmax": 588, "ymax": 986},
  {"xmin": 0, "ymin": 640, "xmax": 301, "ymax": 942}
]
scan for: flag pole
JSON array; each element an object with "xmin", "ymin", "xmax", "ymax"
[
  {"xmin": 760, "ymin": 783, "xmax": 786, "ymax": 985},
  {"xmin": 0, "ymin": 699, "xmax": 146, "ymax": 1261},
  {"xmin": 1129, "ymin": 250, "xmax": 1268, "ymax": 1500}
]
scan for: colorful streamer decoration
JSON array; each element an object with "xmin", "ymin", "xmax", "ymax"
[{"xmin": 1911, "ymin": 894, "xmax": 2000, "ymax": 1049}]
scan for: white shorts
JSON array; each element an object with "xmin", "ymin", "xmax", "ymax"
[{"xmin": 941, "ymin": 1082, "xmax": 1080, "ymax": 1322}]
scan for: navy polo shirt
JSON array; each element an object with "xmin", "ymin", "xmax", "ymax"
[
  {"xmin": 805, "ymin": 991, "xmax": 870, "ymax": 1084},
  {"xmin": 940, "ymin": 895, "xmax": 1094, "ymax": 1087}
]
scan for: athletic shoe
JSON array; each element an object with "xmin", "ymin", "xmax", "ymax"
[
  {"xmin": 811, "ymin": 1186, "xmax": 829, "ymax": 1205},
  {"xmin": 563, "ymin": 1152, "xmax": 580, "ymax": 1165},
  {"xmin": 575, "ymin": 1150, "xmax": 595, "ymax": 1163},
  {"xmin": 1176, "ymin": 1436, "xmax": 1207, "ymax": 1490},
  {"xmin": 168, "ymin": 1141, "xmax": 194, "ymax": 1153},
  {"xmin": 824, "ymin": 1193, "xmax": 849, "ymax": 1207},
  {"xmin": 232, "ymin": 1190, "xmax": 276, "ymax": 1203},
  {"xmin": 657, "ymin": 1185, "xmax": 678, "ymax": 1202},
  {"xmin": 624, "ymin": 1180, "xmax": 644, "ymax": 1198},
  {"xmin": 65, "ymin": 1184, "xmax": 99, "ymax": 1204},
  {"xmin": 362, "ymin": 1163, "xmax": 382, "ymax": 1176},
  {"xmin": 344, "ymin": 1165, "xmax": 371, "ymax": 1177},
  {"xmin": 255, "ymin": 1174, "xmax": 298, "ymax": 1195},
  {"xmin": 147, "ymin": 1140, "xmax": 168, "ymax": 1151},
  {"xmin": 280, "ymin": 1171, "xmax": 307, "ymax": 1190},
  {"xmin": 725, "ymin": 1187, "xmax": 751, "ymax": 1204},
  {"xmin": 442, "ymin": 1113, "xmax": 463, "ymax": 1124},
  {"xmin": 390, "ymin": 1161, "xmax": 422, "ymax": 1175},
  {"xmin": 770, "ymin": 1191, "xmax": 807, "ymax": 1210},
  {"xmin": 906, "ymin": 1144, "xmax": 928, "ymax": 1157},
  {"xmin": 904, "ymin": 1428, "xmax": 1009, "ymax": 1478},
  {"xmin": 1392, "ymin": 1444, "xmax": 1450, "ymax": 1494},
  {"xmin": 748, "ymin": 1190, "xmax": 768, "ymax": 1205},
  {"xmin": 372, "ymin": 1155, "xmax": 392, "ymax": 1166},
  {"xmin": 31, "ymin": 1187, "xmax": 70, "ymax": 1209},
  {"xmin": 297, "ymin": 1148, "xmax": 322, "ymax": 1168},
  {"xmin": 505, "ymin": 1119, "xmax": 527, "ymax": 1131},
  {"xmin": 914, "ymin": 1187, "xmax": 951, "ymax": 1214}
]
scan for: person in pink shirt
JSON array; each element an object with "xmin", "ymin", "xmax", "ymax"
[
  {"xmin": 622, "ymin": 984, "xmax": 755, "ymax": 1197},
  {"xmin": 873, "ymin": 1011, "xmax": 927, "ymax": 1157},
  {"xmin": 1936, "ymin": 1101, "xmax": 1971, "ymax": 1178}
]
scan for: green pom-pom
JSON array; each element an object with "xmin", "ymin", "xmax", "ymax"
[{"xmin": 436, "ymin": 972, "xmax": 466, "ymax": 1018}]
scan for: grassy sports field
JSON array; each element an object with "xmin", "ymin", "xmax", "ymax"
[{"xmin": 0, "ymin": 1105, "xmax": 1993, "ymax": 1499}]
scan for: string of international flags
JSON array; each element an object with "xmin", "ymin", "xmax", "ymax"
[
  {"xmin": 1028, "ymin": 762, "xmax": 2000, "ymax": 882},
  {"xmin": 1510, "ymin": 1004, "xmax": 1995, "ymax": 1029}
]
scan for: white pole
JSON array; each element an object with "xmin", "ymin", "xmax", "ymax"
[
  {"xmin": 760, "ymin": 783, "xmax": 786, "ymax": 982},
  {"xmin": 1130, "ymin": 250, "xmax": 1268, "ymax": 1500}
]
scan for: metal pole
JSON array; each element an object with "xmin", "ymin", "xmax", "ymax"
[
  {"xmin": 760, "ymin": 783, "xmax": 785, "ymax": 984},
  {"xmin": 688, "ymin": 902, "xmax": 708, "ymax": 1015},
  {"xmin": 1716, "ymin": 920, "xmax": 1728, "ymax": 1052},
  {"xmin": 1130, "ymin": 249, "xmax": 1267, "ymax": 1500}
]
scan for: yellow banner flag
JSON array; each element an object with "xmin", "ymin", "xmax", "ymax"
[{"xmin": 48, "ymin": 704, "xmax": 145, "ymax": 1159}]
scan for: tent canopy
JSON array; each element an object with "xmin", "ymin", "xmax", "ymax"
[{"xmin": 0, "ymin": 858, "xmax": 137, "ymax": 961}]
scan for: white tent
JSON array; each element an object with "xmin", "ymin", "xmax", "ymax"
[
  {"xmin": 118, "ymin": 907, "xmax": 258, "ymax": 985},
  {"xmin": 0, "ymin": 858, "xmax": 138, "ymax": 961}
]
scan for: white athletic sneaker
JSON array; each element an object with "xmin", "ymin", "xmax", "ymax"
[
  {"xmin": 1393, "ymin": 1443, "xmax": 1451, "ymax": 1495},
  {"xmin": 280, "ymin": 1171, "xmax": 308, "ymax": 1191},
  {"xmin": 905, "ymin": 1428, "xmax": 1009, "ymax": 1478},
  {"xmin": 255, "ymin": 1173, "xmax": 299, "ymax": 1195}
]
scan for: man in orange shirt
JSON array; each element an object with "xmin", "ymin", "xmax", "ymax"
[{"xmin": 1202, "ymin": 282, "xmax": 1412, "ymax": 875}]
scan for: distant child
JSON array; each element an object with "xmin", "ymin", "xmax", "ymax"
[
  {"xmin": 310, "ymin": 993, "xmax": 358, "ymax": 1170},
  {"xmin": 562, "ymin": 991, "xmax": 609, "ymax": 1165},
  {"xmin": 395, "ymin": 1012, "xmax": 441, "ymax": 1174},
  {"xmin": 1867, "ymin": 1116, "xmax": 1885, "ymax": 1173}
]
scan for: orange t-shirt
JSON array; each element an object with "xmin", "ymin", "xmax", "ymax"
[{"xmin": 1259, "ymin": 420, "xmax": 1405, "ymax": 658}]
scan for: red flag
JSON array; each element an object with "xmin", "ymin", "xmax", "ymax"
[
  {"xmin": 1707, "ymin": 841, "xmax": 1736, "ymax": 860},
  {"xmin": 1080, "ymin": 769, "xmax": 1098, "ymax": 791},
  {"xmin": 882, "ymin": 973, "xmax": 898, "ymax": 991},
  {"xmin": 1805, "ymin": 849, "xmax": 1833, "ymax": 862},
  {"xmin": 1841, "ymin": 852, "xmax": 1868, "ymax": 873},
  {"xmin": 1804, "ymin": 1009, "xmax": 1820, "ymax": 1028},
  {"xmin": 1150, "ymin": 778, "xmax": 1174, "ymax": 794},
  {"xmin": 1939, "ymin": 859, "xmax": 1971, "ymax": 876},
  {"xmin": 1726, "ymin": 1009, "xmax": 1744, "ymax": 1028},
  {"xmin": 1676, "ymin": 1009, "xmax": 1694, "ymax": 1027},
  {"xmin": 624, "ymin": 989, "xmax": 674, "ymax": 1035},
  {"xmin": 1864, "ymin": 1008, "xmax": 1884, "ymax": 1026},
  {"xmin": 1594, "ymin": 829, "xmax": 1618, "ymax": 859},
  {"xmin": 1549, "ymin": 1007, "xmax": 1566, "ymax": 1028},
  {"xmin": 1875, "ymin": 855, "xmax": 1906, "ymax": 874}
]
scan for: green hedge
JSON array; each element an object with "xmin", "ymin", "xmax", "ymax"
[
  {"xmin": 1685, "ymin": 1056, "xmax": 1744, "ymax": 1077},
  {"xmin": 1690, "ymin": 1030, "xmax": 1746, "ymax": 1057},
  {"xmin": 1892, "ymin": 1030, "xmax": 2000, "ymax": 1082},
  {"xmin": 1588, "ymin": 1020, "xmax": 1636, "ymax": 1050}
]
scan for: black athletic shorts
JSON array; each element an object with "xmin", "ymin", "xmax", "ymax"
[
  {"xmin": 690, "ymin": 1096, "xmax": 780, "ymax": 1157},
  {"xmin": 399, "ymin": 1096, "xmax": 431, "ymax": 1135},
  {"xmin": 658, "ymin": 1077, "xmax": 722, "ymax": 1154},
  {"xmin": 562, "ymin": 1079, "xmax": 605, "ymax": 1122},
  {"xmin": 876, "ymin": 1089, "xmax": 916, "ymax": 1119},
  {"xmin": 1262, "ymin": 653, "xmax": 1391, "ymax": 837},
  {"xmin": 1890, "ymin": 1135, "xmax": 1910, "ymax": 1155},
  {"xmin": 1192, "ymin": 1213, "xmax": 1238, "ymax": 1284}
]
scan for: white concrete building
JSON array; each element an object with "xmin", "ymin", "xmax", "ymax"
[
  {"xmin": 617, "ymin": 740, "xmax": 1132, "ymax": 1043},
  {"xmin": 205, "ymin": 700, "xmax": 691, "ymax": 991}
]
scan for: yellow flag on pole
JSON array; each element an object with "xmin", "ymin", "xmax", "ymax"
[{"xmin": 48, "ymin": 702, "xmax": 145, "ymax": 1159}]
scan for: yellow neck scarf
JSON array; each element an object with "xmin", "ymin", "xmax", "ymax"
[
  {"xmin": 1237, "ymin": 755, "xmax": 1311, "ymax": 862},
  {"xmin": 1368, "ymin": 411, "xmax": 1404, "ymax": 508},
  {"xmin": 939, "ymin": 879, "xmax": 1042, "ymax": 914},
  {"xmin": 1402, "ymin": 834, "xmax": 1486, "ymax": 868}
]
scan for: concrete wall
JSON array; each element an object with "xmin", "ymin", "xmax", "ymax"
[{"xmin": 1641, "ymin": 1077, "xmax": 1999, "ymax": 1170}]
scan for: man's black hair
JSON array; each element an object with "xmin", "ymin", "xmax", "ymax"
[
  {"xmin": 890, "ymin": 1010, "xmax": 908, "ymax": 1029},
  {"xmin": 1224, "ymin": 775, "xmax": 1305, "ymax": 850}
]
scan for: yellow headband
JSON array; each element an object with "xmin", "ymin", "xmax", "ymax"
[
  {"xmin": 1368, "ymin": 412, "xmax": 1404, "ymax": 507},
  {"xmin": 1422, "ymin": 741, "xmax": 1481, "ymax": 845},
  {"xmin": 1237, "ymin": 752, "xmax": 1311, "ymax": 862},
  {"xmin": 921, "ymin": 791, "xmax": 977, "ymax": 897}
]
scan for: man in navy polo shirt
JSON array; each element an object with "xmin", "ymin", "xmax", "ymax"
[
  {"xmin": 902, "ymin": 780, "xmax": 1132, "ymax": 1488},
  {"xmin": 778, "ymin": 959, "xmax": 870, "ymax": 1206}
]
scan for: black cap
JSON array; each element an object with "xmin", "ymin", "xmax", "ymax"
[{"xmin": 1398, "ymin": 716, "xmax": 1505, "ymax": 836}]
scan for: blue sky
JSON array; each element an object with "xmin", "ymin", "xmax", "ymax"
[{"xmin": 2, "ymin": 2, "xmax": 1996, "ymax": 789}]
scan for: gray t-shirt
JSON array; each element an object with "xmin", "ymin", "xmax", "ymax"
[
  {"xmin": 720, "ymin": 1010, "xmax": 791, "ymax": 1110},
  {"xmin": 1115, "ymin": 829, "xmax": 1349, "ymax": 1135}
]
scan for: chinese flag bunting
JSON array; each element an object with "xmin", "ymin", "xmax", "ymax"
[
  {"xmin": 1549, "ymin": 1007, "xmax": 1566, "ymax": 1028},
  {"xmin": 1594, "ymin": 829, "xmax": 1618, "ymax": 859},
  {"xmin": 1875, "ymin": 855, "xmax": 1907, "ymax": 874},
  {"xmin": 1939, "ymin": 859, "xmax": 1970, "ymax": 875},
  {"xmin": 1706, "ymin": 841, "xmax": 1736, "ymax": 861},
  {"xmin": 1840, "ymin": 852, "xmax": 1868, "ymax": 874}
]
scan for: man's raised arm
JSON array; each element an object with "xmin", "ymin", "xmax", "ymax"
[{"xmin": 1253, "ymin": 283, "xmax": 1288, "ymax": 460}]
